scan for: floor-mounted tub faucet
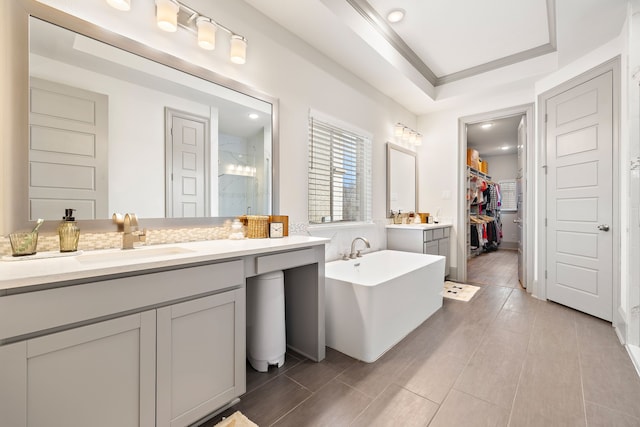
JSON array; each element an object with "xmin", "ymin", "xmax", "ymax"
[{"xmin": 350, "ymin": 237, "xmax": 371, "ymax": 259}]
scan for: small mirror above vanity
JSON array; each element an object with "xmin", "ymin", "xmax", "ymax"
[{"xmin": 386, "ymin": 143, "xmax": 418, "ymax": 215}]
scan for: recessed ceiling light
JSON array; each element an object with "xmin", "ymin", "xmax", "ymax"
[
  {"xmin": 501, "ymin": 146, "xmax": 510, "ymax": 150},
  {"xmin": 387, "ymin": 9, "xmax": 405, "ymax": 23},
  {"xmin": 481, "ymin": 123, "xmax": 493, "ymax": 129},
  {"xmin": 248, "ymin": 113, "xmax": 259, "ymax": 120}
]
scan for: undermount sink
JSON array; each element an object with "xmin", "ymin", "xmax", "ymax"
[{"xmin": 76, "ymin": 246, "xmax": 195, "ymax": 264}]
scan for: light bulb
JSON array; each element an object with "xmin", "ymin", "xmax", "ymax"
[
  {"xmin": 155, "ymin": 0, "xmax": 179, "ymax": 32},
  {"xmin": 415, "ymin": 134, "xmax": 423, "ymax": 146},
  {"xmin": 394, "ymin": 123, "xmax": 404, "ymax": 137},
  {"xmin": 230, "ymin": 35, "xmax": 247, "ymax": 64},
  {"xmin": 402, "ymin": 127, "xmax": 411, "ymax": 141},
  {"xmin": 196, "ymin": 17, "xmax": 217, "ymax": 50}
]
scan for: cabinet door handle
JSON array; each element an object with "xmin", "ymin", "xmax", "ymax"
[{"xmin": 597, "ymin": 224, "xmax": 610, "ymax": 231}]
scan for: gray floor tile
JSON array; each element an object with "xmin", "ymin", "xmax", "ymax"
[
  {"xmin": 575, "ymin": 312, "xmax": 626, "ymax": 355},
  {"xmin": 351, "ymin": 384, "xmax": 438, "ymax": 427},
  {"xmin": 272, "ymin": 380, "xmax": 370, "ymax": 427},
  {"xmin": 284, "ymin": 358, "xmax": 342, "ymax": 392},
  {"xmin": 502, "ymin": 288, "xmax": 540, "ymax": 314},
  {"xmin": 232, "ymin": 375, "xmax": 311, "ymax": 426},
  {"xmin": 337, "ymin": 339, "xmax": 416, "ymax": 399},
  {"xmin": 492, "ymin": 307, "xmax": 536, "ymax": 336},
  {"xmin": 581, "ymin": 348, "xmax": 640, "ymax": 419},
  {"xmin": 454, "ymin": 328, "xmax": 527, "ymax": 409},
  {"xmin": 585, "ymin": 401, "xmax": 640, "ymax": 427},
  {"xmin": 429, "ymin": 389, "xmax": 509, "ymax": 427},
  {"xmin": 395, "ymin": 349, "xmax": 467, "ymax": 404},
  {"xmin": 510, "ymin": 353, "xmax": 585, "ymax": 426}
]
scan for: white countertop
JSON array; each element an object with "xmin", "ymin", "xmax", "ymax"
[
  {"xmin": 0, "ymin": 236, "xmax": 328, "ymax": 295},
  {"xmin": 385, "ymin": 222, "xmax": 452, "ymax": 229}
]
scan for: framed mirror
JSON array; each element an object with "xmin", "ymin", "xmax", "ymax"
[
  {"xmin": 386, "ymin": 143, "xmax": 418, "ymax": 215},
  {"xmin": 2, "ymin": 0, "xmax": 279, "ymax": 234}
]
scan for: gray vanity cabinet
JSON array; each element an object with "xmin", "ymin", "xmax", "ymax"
[
  {"xmin": 0, "ymin": 260, "xmax": 245, "ymax": 427},
  {"xmin": 387, "ymin": 226, "xmax": 451, "ymax": 277},
  {"xmin": 156, "ymin": 289, "xmax": 245, "ymax": 427}
]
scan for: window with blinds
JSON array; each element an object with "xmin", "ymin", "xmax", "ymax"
[
  {"xmin": 308, "ymin": 116, "xmax": 372, "ymax": 224},
  {"xmin": 499, "ymin": 180, "xmax": 517, "ymax": 211}
]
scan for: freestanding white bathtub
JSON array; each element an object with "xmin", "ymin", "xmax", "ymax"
[{"xmin": 325, "ymin": 250, "xmax": 444, "ymax": 363}]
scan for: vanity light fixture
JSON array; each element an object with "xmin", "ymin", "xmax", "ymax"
[
  {"xmin": 155, "ymin": 0, "xmax": 180, "ymax": 32},
  {"xmin": 196, "ymin": 17, "xmax": 217, "ymax": 50},
  {"xmin": 394, "ymin": 122, "xmax": 422, "ymax": 148},
  {"xmin": 230, "ymin": 35, "xmax": 247, "ymax": 64},
  {"xmin": 147, "ymin": 0, "xmax": 249, "ymax": 63},
  {"xmin": 106, "ymin": 0, "xmax": 131, "ymax": 11}
]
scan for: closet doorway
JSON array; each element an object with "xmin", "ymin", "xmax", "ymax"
[{"xmin": 456, "ymin": 104, "xmax": 534, "ymax": 289}]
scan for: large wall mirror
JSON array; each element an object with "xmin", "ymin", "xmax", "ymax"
[
  {"xmin": 4, "ymin": 0, "xmax": 278, "ymax": 233},
  {"xmin": 386, "ymin": 143, "xmax": 418, "ymax": 215}
]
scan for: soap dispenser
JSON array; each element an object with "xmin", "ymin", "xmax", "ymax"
[{"xmin": 58, "ymin": 208, "xmax": 80, "ymax": 252}]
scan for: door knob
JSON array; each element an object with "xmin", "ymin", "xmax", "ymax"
[{"xmin": 597, "ymin": 224, "xmax": 610, "ymax": 231}]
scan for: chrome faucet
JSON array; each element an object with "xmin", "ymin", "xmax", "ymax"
[
  {"xmin": 113, "ymin": 213, "xmax": 147, "ymax": 249},
  {"xmin": 350, "ymin": 237, "xmax": 371, "ymax": 259}
]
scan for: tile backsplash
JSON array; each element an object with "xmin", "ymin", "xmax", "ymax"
[{"xmin": 0, "ymin": 224, "xmax": 233, "ymax": 257}]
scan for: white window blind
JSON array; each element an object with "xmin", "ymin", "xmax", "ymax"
[
  {"xmin": 499, "ymin": 180, "xmax": 517, "ymax": 211},
  {"xmin": 308, "ymin": 115, "xmax": 371, "ymax": 224}
]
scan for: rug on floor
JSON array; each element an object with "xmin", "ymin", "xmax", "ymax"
[
  {"xmin": 214, "ymin": 411, "xmax": 258, "ymax": 427},
  {"xmin": 442, "ymin": 281, "xmax": 480, "ymax": 302}
]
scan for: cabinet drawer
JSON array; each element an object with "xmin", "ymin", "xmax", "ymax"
[
  {"xmin": 0, "ymin": 260, "xmax": 244, "ymax": 343},
  {"xmin": 424, "ymin": 240, "xmax": 439, "ymax": 255},
  {"xmin": 256, "ymin": 248, "xmax": 316, "ymax": 274},
  {"xmin": 423, "ymin": 230, "xmax": 434, "ymax": 242},
  {"xmin": 432, "ymin": 228, "xmax": 444, "ymax": 240},
  {"xmin": 443, "ymin": 227, "xmax": 450, "ymax": 237}
]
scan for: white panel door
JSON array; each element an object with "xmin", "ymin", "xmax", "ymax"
[
  {"xmin": 29, "ymin": 78, "xmax": 108, "ymax": 220},
  {"xmin": 546, "ymin": 70, "xmax": 613, "ymax": 321},
  {"xmin": 156, "ymin": 289, "xmax": 246, "ymax": 427},
  {"xmin": 165, "ymin": 109, "xmax": 209, "ymax": 218}
]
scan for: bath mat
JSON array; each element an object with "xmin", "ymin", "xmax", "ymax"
[
  {"xmin": 442, "ymin": 281, "xmax": 480, "ymax": 302},
  {"xmin": 214, "ymin": 411, "xmax": 258, "ymax": 427}
]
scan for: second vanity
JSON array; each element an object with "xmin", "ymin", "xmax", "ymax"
[
  {"xmin": 0, "ymin": 236, "xmax": 327, "ymax": 427},
  {"xmin": 386, "ymin": 223, "xmax": 452, "ymax": 277}
]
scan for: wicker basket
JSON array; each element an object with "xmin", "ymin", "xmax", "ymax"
[{"xmin": 245, "ymin": 215, "xmax": 269, "ymax": 238}]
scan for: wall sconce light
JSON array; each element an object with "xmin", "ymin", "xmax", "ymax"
[
  {"xmin": 394, "ymin": 122, "xmax": 422, "ymax": 148},
  {"xmin": 108, "ymin": 0, "xmax": 248, "ymax": 64},
  {"xmin": 196, "ymin": 17, "xmax": 217, "ymax": 50},
  {"xmin": 230, "ymin": 35, "xmax": 247, "ymax": 64},
  {"xmin": 106, "ymin": 0, "xmax": 131, "ymax": 11},
  {"xmin": 155, "ymin": 0, "xmax": 180, "ymax": 32}
]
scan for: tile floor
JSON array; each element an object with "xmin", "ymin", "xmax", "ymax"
[
  {"xmin": 467, "ymin": 248, "xmax": 520, "ymax": 288},
  {"xmin": 203, "ymin": 251, "xmax": 640, "ymax": 426}
]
